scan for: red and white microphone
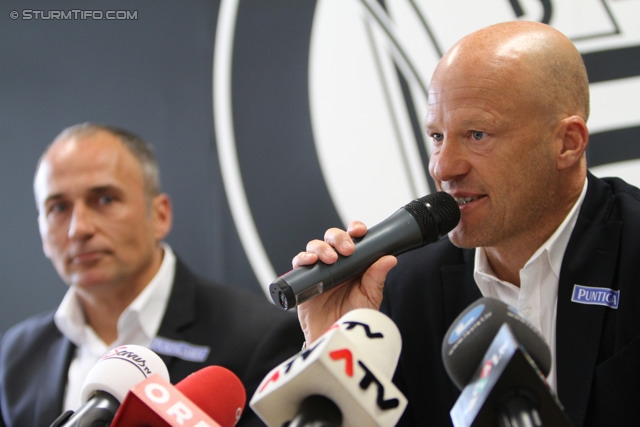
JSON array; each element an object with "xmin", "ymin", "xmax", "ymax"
[
  {"xmin": 250, "ymin": 308, "xmax": 407, "ymax": 427},
  {"xmin": 111, "ymin": 365, "xmax": 246, "ymax": 427}
]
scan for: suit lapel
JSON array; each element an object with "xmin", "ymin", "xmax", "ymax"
[
  {"xmin": 35, "ymin": 335, "xmax": 75, "ymax": 426},
  {"xmin": 154, "ymin": 259, "xmax": 198, "ymax": 370},
  {"xmin": 436, "ymin": 249, "xmax": 482, "ymax": 410},
  {"xmin": 555, "ymin": 175, "xmax": 621, "ymax": 426},
  {"xmin": 441, "ymin": 248, "xmax": 481, "ymax": 332}
]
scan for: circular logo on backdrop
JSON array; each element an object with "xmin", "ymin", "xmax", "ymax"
[{"xmin": 213, "ymin": 0, "xmax": 640, "ymax": 294}]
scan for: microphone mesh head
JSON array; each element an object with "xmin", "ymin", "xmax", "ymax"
[{"xmin": 404, "ymin": 192, "xmax": 460, "ymax": 243}]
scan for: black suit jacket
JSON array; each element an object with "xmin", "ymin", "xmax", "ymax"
[
  {"xmin": 381, "ymin": 172, "xmax": 640, "ymax": 426},
  {"xmin": 0, "ymin": 258, "xmax": 304, "ymax": 427}
]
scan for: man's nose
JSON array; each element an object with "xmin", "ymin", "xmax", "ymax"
[
  {"xmin": 429, "ymin": 139, "xmax": 471, "ymax": 183},
  {"xmin": 68, "ymin": 202, "xmax": 95, "ymax": 240}
]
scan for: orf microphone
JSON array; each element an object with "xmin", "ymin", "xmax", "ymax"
[
  {"xmin": 53, "ymin": 344, "xmax": 169, "ymax": 427},
  {"xmin": 111, "ymin": 365, "xmax": 246, "ymax": 427},
  {"xmin": 270, "ymin": 192, "xmax": 460, "ymax": 309},
  {"xmin": 176, "ymin": 366, "xmax": 246, "ymax": 427}
]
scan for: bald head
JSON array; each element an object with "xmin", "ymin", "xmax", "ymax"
[
  {"xmin": 425, "ymin": 21, "xmax": 591, "ymax": 258},
  {"xmin": 435, "ymin": 21, "xmax": 589, "ymax": 121}
]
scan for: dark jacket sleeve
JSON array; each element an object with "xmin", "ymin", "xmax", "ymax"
[{"xmin": 156, "ymin": 259, "xmax": 304, "ymax": 427}]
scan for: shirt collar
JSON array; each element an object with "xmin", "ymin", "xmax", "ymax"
[
  {"xmin": 54, "ymin": 243, "xmax": 176, "ymax": 347},
  {"xmin": 474, "ymin": 178, "xmax": 588, "ymax": 285},
  {"xmin": 541, "ymin": 178, "xmax": 588, "ymax": 278},
  {"xmin": 119, "ymin": 243, "xmax": 175, "ymax": 341}
]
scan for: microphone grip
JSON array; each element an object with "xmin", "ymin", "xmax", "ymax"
[
  {"xmin": 283, "ymin": 395, "xmax": 342, "ymax": 427},
  {"xmin": 497, "ymin": 393, "xmax": 542, "ymax": 427},
  {"xmin": 61, "ymin": 390, "xmax": 120, "ymax": 427},
  {"xmin": 50, "ymin": 410, "xmax": 74, "ymax": 427},
  {"xmin": 270, "ymin": 208, "xmax": 424, "ymax": 310}
]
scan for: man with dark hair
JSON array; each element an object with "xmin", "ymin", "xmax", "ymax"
[{"xmin": 0, "ymin": 123, "xmax": 303, "ymax": 426}]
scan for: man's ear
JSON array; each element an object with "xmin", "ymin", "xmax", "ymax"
[
  {"xmin": 37, "ymin": 214, "xmax": 52, "ymax": 259},
  {"xmin": 556, "ymin": 115, "xmax": 589, "ymax": 170},
  {"xmin": 152, "ymin": 193, "xmax": 173, "ymax": 241}
]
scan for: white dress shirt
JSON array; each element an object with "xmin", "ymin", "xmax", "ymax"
[
  {"xmin": 473, "ymin": 179, "xmax": 588, "ymax": 391},
  {"xmin": 54, "ymin": 243, "xmax": 176, "ymax": 411}
]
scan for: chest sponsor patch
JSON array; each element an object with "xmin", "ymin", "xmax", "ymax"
[
  {"xmin": 150, "ymin": 336, "xmax": 211, "ymax": 362},
  {"xmin": 571, "ymin": 285, "xmax": 620, "ymax": 309}
]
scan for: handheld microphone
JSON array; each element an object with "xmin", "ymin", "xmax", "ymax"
[
  {"xmin": 52, "ymin": 344, "xmax": 169, "ymax": 427},
  {"xmin": 443, "ymin": 298, "xmax": 571, "ymax": 426},
  {"xmin": 111, "ymin": 365, "xmax": 246, "ymax": 427},
  {"xmin": 269, "ymin": 192, "xmax": 460, "ymax": 310},
  {"xmin": 250, "ymin": 308, "xmax": 407, "ymax": 427}
]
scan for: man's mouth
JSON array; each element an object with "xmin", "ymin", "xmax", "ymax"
[
  {"xmin": 70, "ymin": 250, "xmax": 103, "ymax": 263},
  {"xmin": 454, "ymin": 196, "xmax": 481, "ymax": 206}
]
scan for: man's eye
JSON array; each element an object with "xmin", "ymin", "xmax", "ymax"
[
  {"xmin": 431, "ymin": 133, "xmax": 444, "ymax": 143},
  {"xmin": 471, "ymin": 131, "xmax": 487, "ymax": 141},
  {"xmin": 98, "ymin": 195, "xmax": 116, "ymax": 205},
  {"xmin": 49, "ymin": 203, "xmax": 67, "ymax": 213},
  {"xmin": 45, "ymin": 202, "xmax": 69, "ymax": 220}
]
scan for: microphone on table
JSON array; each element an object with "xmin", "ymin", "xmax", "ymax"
[
  {"xmin": 269, "ymin": 192, "xmax": 460, "ymax": 310},
  {"xmin": 111, "ymin": 365, "xmax": 246, "ymax": 427},
  {"xmin": 50, "ymin": 344, "xmax": 169, "ymax": 427},
  {"xmin": 250, "ymin": 308, "xmax": 407, "ymax": 427},
  {"xmin": 442, "ymin": 297, "xmax": 572, "ymax": 426}
]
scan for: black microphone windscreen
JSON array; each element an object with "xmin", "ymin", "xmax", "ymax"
[
  {"xmin": 442, "ymin": 297, "xmax": 551, "ymax": 390},
  {"xmin": 403, "ymin": 192, "xmax": 461, "ymax": 243}
]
